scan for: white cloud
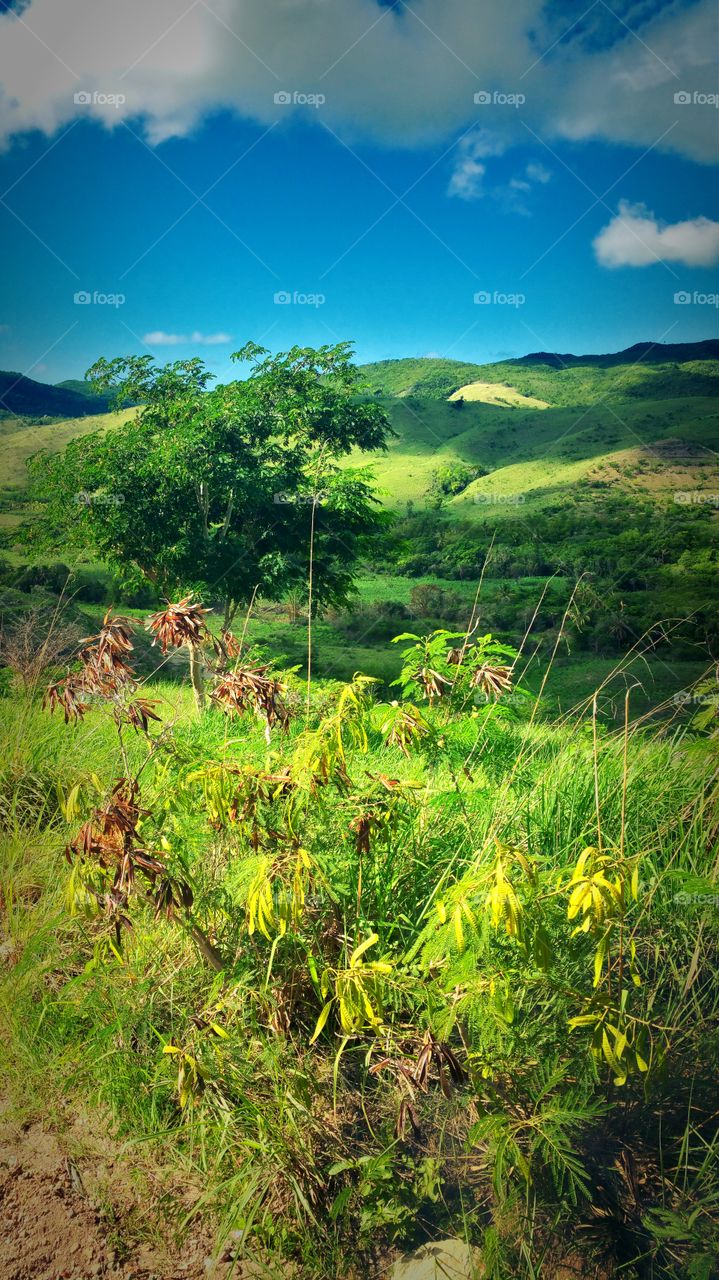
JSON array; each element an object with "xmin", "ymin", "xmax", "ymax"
[
  {"xmin": 143, "ymin": 330, "xmax": 233, "ymax": 345},
  {"xmin": 448, "ymin": 144, "xmax": 552, "ymax": 212},
  {"xmin": 0, "ymin": 0, "xmax": 716, "ymax": 162},
  {"xmin": 448, "ymin": 156, "xmax": 486, "ymax": 201},
  {"xmin": 525, "ymin": 162, "xmax": 551, "ymax": 185},
  {"xmin": 500, "ymin": 160, "xmax": 552, "ymax": 213},
  {"xmin": 447, "ymin": 130, "xmax": 509, "ymax": 200},
  {"xmin": 593, "ymin": 201, "xmax": 719, "ymax": 268}
]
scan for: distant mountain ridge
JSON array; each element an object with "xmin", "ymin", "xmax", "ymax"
[
  {"xmin": 0, "ymin": 340, "xmax": 717, "ymax": 420},
  {"xmin": 0, "ymin": 371, "xmax": 109, "ymax": 419},
  {"xmin": 512, "ymin": 340, "xmax": 719, "ymax": 368},
  {"xmin": 359, "ymin": 340, "xmax": 719, "ymax": 404}
]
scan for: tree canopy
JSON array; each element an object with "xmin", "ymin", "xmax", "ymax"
[{"xmin": 27, "ymin": 342, "xmax": 393, "ymax": 624}]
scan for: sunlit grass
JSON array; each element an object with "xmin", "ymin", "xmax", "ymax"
[{"xmin": 1, "ymin": 645, "xmax": 717, "ymax": 1276}]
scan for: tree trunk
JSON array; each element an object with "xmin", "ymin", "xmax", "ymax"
[
  {"xmin": 222, "ymin": 597, "xmax": 238, "ymax": 633},
  {"xmin": 188, "ymin": 643, "xmax": 206, "ymax": 711}
]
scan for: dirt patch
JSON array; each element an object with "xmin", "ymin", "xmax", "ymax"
[{"xmin": 0, "ymin": 1110, "xmax": 240, "ymax": 1280}]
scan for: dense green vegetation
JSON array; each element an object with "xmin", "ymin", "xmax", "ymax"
[
  {"xmin": 25, "ymin": 345, "xmax": 391, "ymax": 651},
  {"xmin": 1, "ymin": 606, "xmax": 718, "ymax": 1278},
  {"xmin": 0, "ymin": 340, "xmax": 717, "ymax": 1274}
]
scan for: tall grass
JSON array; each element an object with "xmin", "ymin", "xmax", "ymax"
[{"xmin": 1, "ymin": 659, "xmax": 717, "ymax": 1278}]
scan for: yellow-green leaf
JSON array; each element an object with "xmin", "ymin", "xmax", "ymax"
[
  {"xmin": 310, "ymin": 1001, "xmax": 333, "ymax": 1044},
  {"xmin": 349, "ymin": 933, "xmax": 379, "ymax": 968}
]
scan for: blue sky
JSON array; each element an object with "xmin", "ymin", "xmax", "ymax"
[{"xmin": 0, "ymin": 0, "xmax": 717, "ymax": 383}]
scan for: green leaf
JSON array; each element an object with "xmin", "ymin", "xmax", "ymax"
[
  {"xmin": 349, "ymin": 933, "xmax": 379, "ymax": 967},
  {"xmin": 310, "ymin": 1001, "xmax": 333, "ymax": 1044}
]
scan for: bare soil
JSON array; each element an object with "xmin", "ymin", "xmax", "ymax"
[{"xmin": 0, "ymin": 1106, "xmax": 238, "ymax": 1280}]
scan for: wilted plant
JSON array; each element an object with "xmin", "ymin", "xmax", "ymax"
[
  {"xmin": 147, "ymin": 595, "xmax": 211, "ymax": 709},
  {"xmin": 371, "ymin": 1029, "xmax": 467, "ymax": 1137},
  {"xmin": 162, "ymin": 1041, "xmax": 206, "ymax": 1110},
  {"xmin": 44, "ymin": 609, "xmax": 160, "ymax": 731},
  {"xmin": 469, "ymin": 662, "xmax": 513, "ymax": 700},
  {"xmin": 391, "ymin": 629, "xmax": 461, "ymax": 703},
  {"xmin": 291, "ymin": 673, "xmax": 378, "ymax": 793},
  {"xmin": 65, "ymin": 778, "xmax": 192, "ymax": 948},
  {"xmin": 347, "ymin": 773, "xmax": 420, "ymax": 858},
  {"xmin": 186, "ymin": 759, "xmax": 295, "ymax": 842},
  {"xmin": 565, "ymin": 843, "xmax": 648, "ymax": 1085},
  {"xmin": 245, "ymin": 839, "xmax": 320, "ymax": 940},
  {"xmin": 311, "ymin": 933, "xmax": 394, "ymax": 1041},
  {"xmin": 392, "ymin": 628, "xmax": 520, "ymax": 709},
  {"xmin": 211, "ymin": 663, "xmax": 291, "ymax": 740}
]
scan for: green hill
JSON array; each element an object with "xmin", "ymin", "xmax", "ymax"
[
  {"xmin": 359, "ymin": 341, "xmax": 719, "ymax": 406},
  {"xmin": 0, "ymin": 409, "xmax": 133, "ymax": 490},
  {"xmin": 0, "ymin": 342, "xmax": 716, "ymax": 690},
  {"xmin": 2, "ymin": 344, "xmax": 717, "ymax": 519},
  {"xmin": 348, "ymin": 392, "xmax": 719, "ymax": 516},
  {"xmin": 55, "ymin": 378, "xmax": 110, "ymax": 405},
  {"xmin": 0, "ymin": 371, "xmax": 109, "ymax": 419}
]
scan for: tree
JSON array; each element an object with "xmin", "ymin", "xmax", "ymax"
[
  {"xmin": 428, "ymin": 462, "xmax": 484, "ymax": 500},
  {"xmin": 26, "ymin": 342, "xmax": 393, "ymax": 637}
]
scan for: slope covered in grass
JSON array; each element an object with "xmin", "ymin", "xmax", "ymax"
[
  {"xmin": 448, "ymin": 381, "xmax": 549, "ymax": 409},
  {"xmin": 359, "ymin": 343, "xmax": 719, "ymax": 406},
  {"xmin": 346, "ymin": 393, "xmax": 719, "ymax": 514},
  {"xmin": 0, "ymin": 408, "xmax": 134, "ymax": 488}
]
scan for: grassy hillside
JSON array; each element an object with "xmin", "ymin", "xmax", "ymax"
[
  {"xmin": 0, "ymin": 408, "xmax": 133, "ymax": 490},
  {"xmin": 3, "ymin": 393, "xmax": 714, "ymax": 517},
  {"xmin": 55, "ymin": 377, "xmax": 108, "ymax": 401},
  {"xmin": 359, "ymin": 343, "xmax": 719, "ymax": 406},
  {"xmin": 1, "ymin": 347, "xmax": 715, "ymax": 694},
  {"xmin": 2, "ymin": 345, "xmax": 716, "ymax": 512},
  {"xmin": 448, "ymin": 381, "xmax": 549, "ymax": 409},
  {"xmin": 346, "ymin": 393, "xmax": 719, "ymax": 514},
  {"xmin": 359, "ymin": 356, "xmax": 485, "ymax": 399}
]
